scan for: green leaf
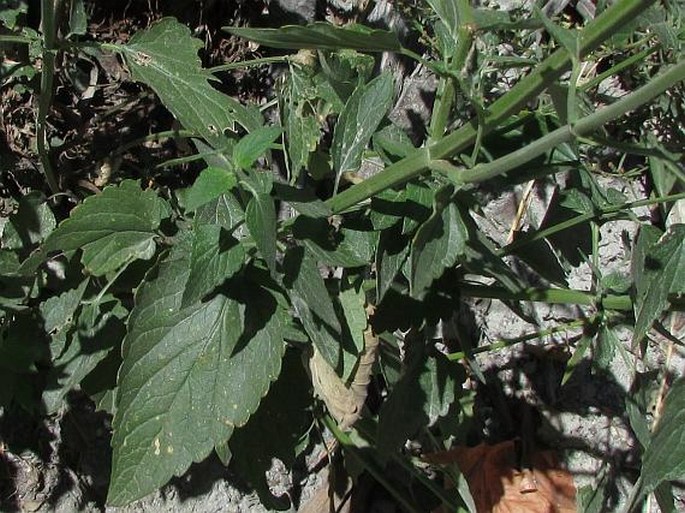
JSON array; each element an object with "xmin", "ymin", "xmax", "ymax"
[
  {"xmin": 80, "ymin": 348, "xmax": 122, "ymax": 415},
  {"xmin": 214, "ymin": 440, "xmax": 232, "ymax": 467},
  {"xmin": 309, "ymin": 228, "xmax": 376, "ymax": 268},
  {"xmin": 0, "ymin": 2, "xmax": 27, "ymax": 29},
  {"xmin": 39, "ymin": 280, "xmax": 88, "ymax": 337},
  {"xmin": 377, "ymin": 341, "xmax": 464, "ymax": 459},
  {"xmin": 179, "ymin": 166, "xmax": 238, "ymax": 213},
  {"xmin": 245, "ymin": 192, "xmax": 277, "ymax": 274},
  {"xmin": 43, "ymin": 298, "xmax": 127, "ymax": 413},
  {"xmin": 118, "ymin": 18, "xmax": 258, "ymax": 148},
  {"xmin": 2, "ymin": 191, "xmax": 56, "ymax": 253},
  {"xmin": 195, "ymin": 193, "xmax": 244, "ymax": 230},
  {"xmin": 293, "ymin": 217, "xmax": 376, "ymax": 268},
  {"xmin": 338, "ymin": 282, "xmax": 366, "ymax": 356},
  {"xmin": 426, "ymin": 0, "xmax": 459, "ymax": 41},
  {"xmin": 632, "ymin": 224, "xmax": 685, "ymax": 345},
  {"xmin": 226, "ymin": 22, "xmax": 402, "ymax": 52},
  {"xmin": 67, "ymin": 0, "xmax": 87, "ymax": 36},
  {"xmin": 372, "ymin": 123, "xmax": 415, "ymax": 164},
  {"xmin": 27, "ymin": 181, "xmax": 169, "ymax": 276},
  {"xmin": 272, "ymin": 183, "xmax": 332, "ymax": 218},
  {"xmin": 594, "ymin": 324, "xmax": 618, "ymax": 372},
  {"xmin": 230, "ymin": 350, "xmax": 312, "ymax": 510},
  {"xmin": 640, "ymin": 378, "xmax": 685, "ymax": 496},
  {"xmin": 182, "ymin": 224, "xmax": 245, "ymax": 307},
  {"xmin": 402, "ymin": 182, "xmax": 434, "ymax": 235},
  {"xmin": 376, "ymin": 224, "xmax": 410, "ymax": 303},
  {"xmin": 0, "ymin": 310, "xmax": 49, "ymax": 372},
  {"xmin": 577, "ymin": 472, "xmax": 611, "ymax": 513},
  {"xmin": 233, "ymin": 125, "xmax": 282, "ymax": 171},
  {"xmin": 108, "ymin": 232, "xmax": 286, "ymax": 506},
  {"xmin": 410, "ymin": 188, "xmax": 467, "ymax": 297},
  {"xmin": 283, "ymin": 246, "xmax": 341, "ymax": 368},
  {"xmin": 332, "ymin": 72, "xmax": 394, "ymax": 186},
  {"xmin": 0, "ymin": 309, "xmax": 50, "ymax": 410}
]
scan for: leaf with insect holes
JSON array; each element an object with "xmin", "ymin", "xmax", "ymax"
[
  {"xmin": 632, "ymin": 224, "xmax": 685, "ymax": 345},
  {"xmin": 107, "ymin": 229, "xmax": 286, "ymax": 506},
  {"xmin": 227, "ymin": 22, "xmax": 402, "ymax": 52},
  {"xmin": 26, "ymin": 180, "xmax": 169, "ymax": 276},
  {"xmin": 118, "ymin": 17, "xmax": 259, "ymax": 147},
  {"xmin": 281, "ymin": 66, "xmax": 322, "ymax": 181},
  {"xmin": 640, "ymin": 378, "xmax": 685, "ymax": 497},
  {"xmin": 332, "ymin": 72, "xmax": 394, "ymax": 186}
]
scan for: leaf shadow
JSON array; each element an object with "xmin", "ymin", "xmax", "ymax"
[{"xmin": 0, "ymin": 390, "xmax": 112, "ymax": 512}]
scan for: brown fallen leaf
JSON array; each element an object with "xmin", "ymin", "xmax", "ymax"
[{"xmin": 426, "ymin": 440, "xmax": 577, "ymax": 513}]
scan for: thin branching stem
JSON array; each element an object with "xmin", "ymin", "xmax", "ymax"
[
  {"xmin": 446, "ymin": 317, "xmax": 594, "ymax": 361},
  {"xmin": 503, "ymin": 191, "xmax": 685, "ymax": 254},
  {"xmin": 437, "ymin": 59, "xmax": 685, "ymax": 185},
  {"xmin": 458, "ymin": 283, "xmax": 633, "ymax": 311},
  {"xmin": 321, "ymin": 415, "xmax": 424, "ymax": 513},
  {"xmin": 326, "ymin": 0, "xmax": 658, "ymax": 213}
]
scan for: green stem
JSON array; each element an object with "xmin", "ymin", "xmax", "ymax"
[
  {"xmin": 621, "ymin": 475, "xmax": 644, "ymax": 513},
  {"xmin": 504, "ymin": 191, "xmax": 685, "ymax": 254},
  {"xmin": 113, "ymin": 129, "xmax": 195, "ymax": 156},
  {"xmin": 37, "ymin": 0, "xmax": 60, "ymax": 194},
  {"xmin": 427, "ymin": 77, "xmax": 455, "ymax": 144},
  {"xmin": 446, "ymin": 317, "xmax": 592, "ymax": 361},
  {"xmin": 208, "ymin": 55, "xmax": 290, "ymax": 73},
  {"xmin": 0, "ymin": 34, "xmax": 35, "ymax": 43},
  {"xmin": 580, "ymin": 44, "xmax": 659, "ymax": 92},
  {"xmin": 351, "ymin": 421, "xmax": 464, "ymax": 511},
  {"xmin": 325, "ymin": 0, "xmax": 657, "ymax": 214},
  {"xmin": 322, "ymin": 415, "xmax": 423, "ymax": 513},
  {"xmin": 450, "ymin": 58, "xmax": 685, "ymax": 185},
  {"xmin": 458, "ymin": 283, "xmax": 633, "ymax": 311}
]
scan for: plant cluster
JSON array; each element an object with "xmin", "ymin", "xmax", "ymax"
[{"xmin": 1, "ymin": 0, "xmax": 684, "ymax": 511}]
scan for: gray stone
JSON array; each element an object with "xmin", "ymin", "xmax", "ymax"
[{"xmin": 269, "ymin": 0, "xmax": 318, "ymax": 23}]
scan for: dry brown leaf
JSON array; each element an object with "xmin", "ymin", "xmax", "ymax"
[
  {"xmin": 309, "ymin": 313, "xmax": 379, "ymax": 430},
  {"xmin": 426, "ymin": 441, "xmax": 577, "ymax": 513}
]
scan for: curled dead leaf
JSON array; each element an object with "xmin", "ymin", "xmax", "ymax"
[
  {"xmin": 426, "ymin": 440, "xmax": 576, "ymax": 513},
  {"xmin": 309, "ymin": 310, "xmax": 379, "ymax": 430}
]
